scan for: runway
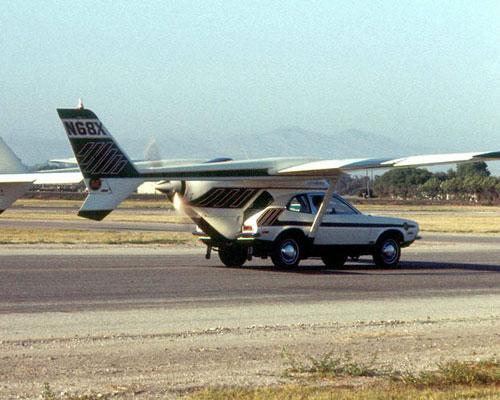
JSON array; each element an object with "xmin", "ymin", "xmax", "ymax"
[
  {"xmin": 0, "ymin": 233, "xmax": 498, "ymax": 314},
  {"xmin": 1, "ymin": 233, "xmax": 499, "ymax": 398}
]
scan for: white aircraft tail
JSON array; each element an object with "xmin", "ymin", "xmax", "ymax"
[
  {"xmin": 57, "ymin": 107, "xmax": 143, "ymax": 220},
  {"xmin": 0, "ymin": 138, "xmax": 31, "ymax": 213},
  {"xmin": 0, "ymin": 137, "xmax": 28, "ymax": 174}
]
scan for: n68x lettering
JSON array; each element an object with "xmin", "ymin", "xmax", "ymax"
[{"xmin": 63, "ymin": 120, "xmax": 108, "ymax": 137}]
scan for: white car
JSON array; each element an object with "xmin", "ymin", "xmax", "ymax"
[{"xmin": 196, "ymin": 189, "xmax": 419, "ymax": 269}]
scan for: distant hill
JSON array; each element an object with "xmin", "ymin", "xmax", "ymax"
[
  {"xmin": 7, "ymin": 126, "xmax": 498, "ymax": 175},
  {"xmin": 223, "ymin": 127, "xmax": 424, "ymax": 159},
  {"xmin": 149, "ymin": 126, "xmax": 428, "ymax": 160}
]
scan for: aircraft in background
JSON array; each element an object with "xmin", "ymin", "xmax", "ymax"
[
  {"xmin": 0, "ymin": 137, "xmax": 82, "ymax": 213},
  {"xmin": 56, "ymin": 104, "xmax": 500, "ymax": 268}
]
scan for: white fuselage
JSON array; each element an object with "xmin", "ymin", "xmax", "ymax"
[{"xmin": 180, "ymin": 181, "xmax": 419, "ymax": 247}]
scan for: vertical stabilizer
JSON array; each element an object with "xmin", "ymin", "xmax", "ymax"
[
  {"xmin": 57, "ymin": 107, "xmax": 143, "ymax": 220},
  {"xmin": 56, "ymin": 108, "xmax": 139, "ymax": 179},
  {"xmin": 0, "ymin": 138, "xmax": 28, "ymax": 174}
]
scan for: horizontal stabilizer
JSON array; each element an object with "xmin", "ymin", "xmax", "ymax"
[
  {"xmin": 77, "ymin": 178, "xmax": 144, "ymax": 221},
  {"xmin": 0, "ymin": 182, "xmax": 33, "ymax": 213}
]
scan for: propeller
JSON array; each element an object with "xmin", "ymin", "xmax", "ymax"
[
  {"xmin": 144, "ymin": 137, "xmax": 162, "ymax": 161},
  {"xmin": 155, "ymin": 180, "xmax": 185, "ymax": 201}
]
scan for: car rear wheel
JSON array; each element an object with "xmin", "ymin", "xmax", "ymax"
[
  {"xmin": 321, "ymin": 252, "xmax": 348, "ymax": 268},
  {"xmin": 218, "ymin": 245, "xmax": 247, "ymax": 267},
  {"xmin": 373, "ymin": 236, "xmax": 401, "ymax": 268},
  {"xmin": 271, "ymin": 235, "xmax": 302, "ymax": 268}
]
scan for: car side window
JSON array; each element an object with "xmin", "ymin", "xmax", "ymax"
[
  {"xmin": 287, "ymin": 194, "xmax": 311, "ymax": 213},
  {"xmin": 328, "ymin": 197, "xmax": 356, "ymax": 215}
]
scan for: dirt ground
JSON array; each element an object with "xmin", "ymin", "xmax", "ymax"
[{"xmin": 1, "ymin": 295, "xmax": 499, "ymax": 399}]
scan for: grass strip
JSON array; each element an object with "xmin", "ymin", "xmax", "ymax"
[
  {"xmin": 186, "ymin": 358, "xmax": 500, "ymax": 400},
  {"xmin": 186, "ymin": 386, "xmax": 500, "ymax": 400},
  {"xmin": 8, "ymin": 201, "xmax": 500, "ymax": 233},
  {"xmin": 0, "ymin": 228, "xmax": 196, "ymax": 245},
  {"xmin": 1, "ymin": 211, "xmax": 190, "ymax": 224}
]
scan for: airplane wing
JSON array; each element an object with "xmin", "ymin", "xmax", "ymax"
[
  {"xmin": 135, "ymin": 151, "xmax": 500, "ymax": 179},
  {"xmin": 57, "ymin": 107, "xmax": 500, "ymax": 180},
  {"xmin": 276, "ymin": 152, "xmax": 500, "ymax": 176},
  {"xmin": 56, "ymin": 106, "xmax": 500, "ymax": 220}
]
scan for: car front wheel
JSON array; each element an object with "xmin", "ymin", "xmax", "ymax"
[{"xmin": 373, "ymin": 236, "xmax": 401, "ymax": 268}]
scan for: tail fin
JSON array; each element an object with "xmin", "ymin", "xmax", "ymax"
[
  {"xmin": 56, "ymin": 108, "xmax": 139, "ymax": 178},
  {"xmin": 57, "ymin": 107, "xmax": 143, "ymax": 220},
  {"xmin": 0, "ymin": 137, "xmax": 28, "ymax": 174}
]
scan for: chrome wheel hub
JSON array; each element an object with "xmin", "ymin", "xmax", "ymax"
[
  {"xmin": 280, "ymin": 240, "xmax": 298, "ymax": 264},
  {"xmin": 381, "ymin": 240, "xmax": 398, "ymax": 263}
]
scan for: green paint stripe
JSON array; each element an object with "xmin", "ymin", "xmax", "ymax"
[
  {"xmin": 475, "ymin": 151, "xmax": 500, "ymax": 159},
  {"xmin": 140, "ymin": 169, "xmax": 270, "ymax": 179},
  {"xmin": 57, "ymin": 108, "xmax": 99, "ymax": 119}
]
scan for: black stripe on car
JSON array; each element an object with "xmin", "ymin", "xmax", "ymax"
[
  {"xmin": 257, "ymin": 208, "xmax": 284, "ymax": 226},
  {"xmin": 272, "ymin": 221, "xmax": 415, "ymax": 228}
]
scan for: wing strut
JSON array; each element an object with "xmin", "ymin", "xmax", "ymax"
[{"xmin": 309, "ymin": 178, "xmax": 335, "ymax": 240}]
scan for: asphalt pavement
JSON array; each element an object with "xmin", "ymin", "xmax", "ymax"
[{"xmin": 0, "ymin": 234, "xmax": 498, "ymax": 314}]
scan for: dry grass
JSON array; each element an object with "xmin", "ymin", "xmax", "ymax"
[
  {"xmin": 0, "ymin": 227, "xmax": 196, "ymax": 245},
  {"xmin": 186, "ymin": 386, "xmax": 500, "ymax": 400},
  {"xmin": 7, "ymin": 200, "xmax": 500, "ymax": 233},
  {"xmin": 38, "ymin": 360, "xmax": 500, "ymax": 400},
  {"xmin": 394, "ymin": 359, "xmax": 500, "ymax": 388},
  {"xmin": 283, "ymin": 350, "xmax": 380, "ymax": 379},
  {"xmin": 356, "ymin": 204, "xmax": 500, "ymax": 213},
  {"xmin": 2, "ymin": 210, "xmax": 190, "ymax": 224},
  {"xmin": 407, "ymin": 215, "xmax": 500, "ymax": 233},
  {"xmin": 16, "ymin": 198, "xmax": 173, "ymax": 209},
  {"xmin": 186, "ymin": 359, "xmax": 500, "ymax": 400},
  {"xmin": 356, "ymin": 204, "xmax": 500, "ymax": 234}
]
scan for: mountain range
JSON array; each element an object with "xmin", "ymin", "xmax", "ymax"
[
  {"xmin": 6, "ymin": 126, "xmax": 499, "ymax": 175},
  {"xmin": 139, "ymin": 127, "xmax": 429, "ymax": 161}
]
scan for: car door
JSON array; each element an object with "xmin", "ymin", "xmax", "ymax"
[{"xmin": 310, "ymin": 194, "xmax": 373, "ymax": 245}]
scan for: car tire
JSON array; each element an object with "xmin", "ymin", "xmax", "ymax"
[
  {"xmin": 321, "ymin": 252, "xmax": 348, "ymax": 268},
  {"xmin": 373, "ymin": 235, "xmax": 401, "ymax": 268},
  {"xmin": 271, "ymin": 235, "xmax": 302, "ymax": 268},
  {"xmin": 218, "ymin": 246, "xmax": 247, "ymax": 267}
]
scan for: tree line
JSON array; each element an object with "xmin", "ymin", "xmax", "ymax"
[{"xmin": 338, "ymin": 162, "xmax": 500, "ymax": 203}]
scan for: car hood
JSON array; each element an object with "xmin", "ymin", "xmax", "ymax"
[{"xmin": 367, "ymin": 214, "xmax": 419, "ymax": 227}]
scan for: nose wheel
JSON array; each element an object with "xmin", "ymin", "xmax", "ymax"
[{"xmin": 218, "ymin": 245, "xmax": 247, "ymax": 267}]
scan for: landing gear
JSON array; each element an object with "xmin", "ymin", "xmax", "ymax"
[
  {"xmin": 321, "ymin": 252, "xmax": 348, "ymax": 268},
  {"xmin": 218, "ymin": 245, "xmax": 247, "ymax": 267}
]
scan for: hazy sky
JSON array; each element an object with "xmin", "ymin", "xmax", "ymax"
[{"xmin": 1, "ymin": 0, "xmax": 499, "ymax": 164}]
